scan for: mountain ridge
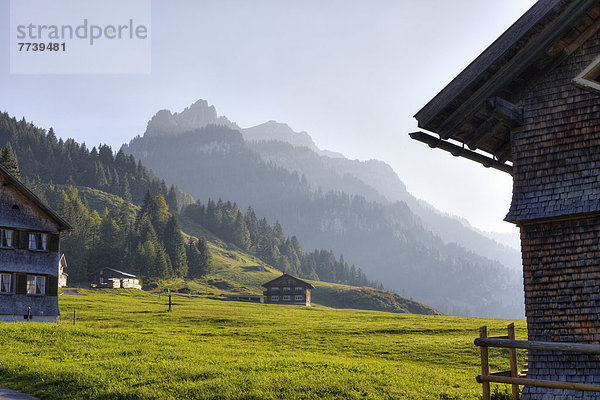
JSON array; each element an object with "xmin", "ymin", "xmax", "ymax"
[
  {"xmin": 122, "ymin": 100, "xmax": 524, "ymax": 318},
  {"xmin": 144, "ymin": 99, "xmax": 240, "ymax": 137}
]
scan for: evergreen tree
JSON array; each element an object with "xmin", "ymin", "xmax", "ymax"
[
  {"xmin": 134, "ymin": 214, "xmax": 172, "ymax": 279},
  {"xmin": 164, "ymin": 214, "xmax": 188, "ymax": 278},
  {"xmin": 186, "ymin": 236, "xmax": 211, "ymax": 278},
  {"xmin": 166, "ymin": 185, "xmax": 178, "ymax": 212},
  {"xmin": 231, "ymin": 210, "xmax": 251, "ymax": 251},
  {"xmin": 0, "ymin": 143, "xmax": 20, "ymax": 179}
]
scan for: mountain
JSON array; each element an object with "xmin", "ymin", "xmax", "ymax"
[
  {"xmin": 246, "ymin": 142, "xmax": 522, "ymax": 271},
  {"xmin": 237, "ymin": 118, "xmax": 522, "ymax": 272},
  {"xmin": 242, "ymin": 120, "xmax": 345, "ymax": 158},
  {"xmin": 0, "ymin": 111, "xmax": 440, "ymax": 316},
  {"xmin": 122, "ymin": 100, "xmax": 525, "ymax": 318},
  {"xmin": 145, "ymin": 99, "xmax": 239, "ymax": 137},
  {"xmin": 242, "ymin": 121, "xmax": 320, "ymax": 152}
]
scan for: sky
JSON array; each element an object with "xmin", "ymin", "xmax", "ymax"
[{"xmin": 0, "ymin": 0, "xmax": 538, "ymax": 234}]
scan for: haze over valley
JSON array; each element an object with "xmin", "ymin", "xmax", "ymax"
[{"xmin": 123, "ymin": 99, "xmax": 524, "ymax": 318}]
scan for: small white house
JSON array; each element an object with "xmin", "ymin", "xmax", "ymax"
[{"xmin": 96, "ymin": 267, "xmax": 141, "ymax": 289}]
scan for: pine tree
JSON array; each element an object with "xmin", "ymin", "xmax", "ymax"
[
  {"xmin": 231, "ymin": 210, "xmax": 251, "ymax": 251},
  {"xmin": 0, "ymin": 143, "xmax": 20, "ymax": 179},
  {"xmin": 186, "ymin": 236, "xmax": 211, "ymax": 278},
  {"xmin": 166, "ymin": 185, "xmax": 178, "ymax": 212},
  {"xmin": 164, "ymin": 214, "xmax": 188, "ymax": 278},
  {"xmin": 134, "ymin": 215, "xmax": 172, "ymax": 279}
]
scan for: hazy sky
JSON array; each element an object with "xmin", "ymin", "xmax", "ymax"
[{"xmin": 0, "ymin": 0, "xmax": 538, "ymax": 234}]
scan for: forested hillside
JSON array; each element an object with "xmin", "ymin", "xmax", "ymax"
[
  {"xmin": 247, "ymin": 139, "xmax": 522, "ymax": 270},
  {"xmin": 184, "ymin": 199, "xmax": 379, "ymax": 288},
  {"xmin": 124, "ymin": 114, "xmax": 524, "ymax": 318},
  {"xmin": 0, "ymin": 112, "xmax": 381, "ymax": 291}
]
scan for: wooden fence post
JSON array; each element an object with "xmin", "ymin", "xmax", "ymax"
[
  {"xmin": 507, "ymin": 323, "xmax": 519, "ymax": 400},
  {"xmin": 73, "ymin": 310, "xmax": 76, "ymax": 326},
  {"xmin": 480, "ymin": 326, "xmax": 491, "ymax": 400},
  {"xmin": 168, "ymin": 294, "xmax": 172, "ymax": 312}
]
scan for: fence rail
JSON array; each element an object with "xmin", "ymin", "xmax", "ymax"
[{"xmin": 476, "ymin": 324, "xmax": 600, "ymax": 400}]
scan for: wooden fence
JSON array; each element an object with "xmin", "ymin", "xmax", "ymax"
[{"xmin": 476, "ymin": 324, "xmax": 600, "ymax": 400}]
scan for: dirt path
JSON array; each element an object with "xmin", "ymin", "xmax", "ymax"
[
  {"xmin": 61, "ymin": 288, "xmax": 85, "ymax": 295},
  {"xmin": 0, "ymin": 386, "xmax": 38, "ymax": 400}
]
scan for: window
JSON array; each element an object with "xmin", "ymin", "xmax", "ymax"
[
  {"xmin": 282, "ymin": 295, "xmax": 290, "ymax": 301},
  {"xmin": 0, "ymin": 273, "xmax": 11, "ymax": 293},
  {"xmin": 283, "ymin": 287, "xmax": 291, "ymax": 292},
  {"xmin": 271, "ymin": 286, "xmax": 279, "ymax": 292},
  {"xmin": 28, "ymin": 233, "xmax": 47, "ymax": 251},
  {"xmin": 26, "ymin": 275, "xmax": 45, "ymax": 295},
  {"xmin": 295, "ymin": 286, "xmax": 303, "ymax": 292},
  {"xmin": 573, "ymin": 55, "xmax": 600, "ymax": 94},
  {"xmin": 271, "ymin": 295, "xmax": 279, "ymax": 301},
  {"xmin": 294, "ymin": 295, "xmax": 303, "ymax": 301},
  {"xmin": 0, "ymin": 230, "xmax": 12, "ymax": 248}
]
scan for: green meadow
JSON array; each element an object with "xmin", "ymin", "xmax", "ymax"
[{"xmin": 0, "ymin": 290, "xmax": 526, "ymax": 399}]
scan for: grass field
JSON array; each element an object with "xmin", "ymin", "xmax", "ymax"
[{"xmin": 0, "ymin": 290, "xmax": 526, "ymax": 399}]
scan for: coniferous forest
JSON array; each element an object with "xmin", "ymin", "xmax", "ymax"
[
  {"xmin": 184, "ymin": 199, "xmax": 379, "ymax": 287},
  {"xmin": 0, "ymin": 111, "xmax": 379, "ymax": 289}
]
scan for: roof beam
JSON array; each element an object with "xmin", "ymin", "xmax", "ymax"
[
  {"xmin": 464, "ymin": 116, "xmax": 499, "ymax": 151},
  {"xmin": 494, "ymin": 139, "xmax": 513, "ymax": 163},
  {"xmin": 409, "ymin": 131, "xmax": 513, "ymax": 175},
  {"xmin": 437, "ymin": 0, "xmax": 597, "ymax": 138},
  {"xmin": 486, "ymin": 96, "xmax": 523, "ymax": 126}
]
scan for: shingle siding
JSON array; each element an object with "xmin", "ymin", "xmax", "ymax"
[
  {"xmin": 520, "ymin": 216, "xmax": 600, "ymax": 399},
  {"xmin": 509, "ymin": 29, "xmax": 600, "ymax": 400},
  {"xmin": 508, "ymin": 30, "xmax": 600, "ymax": 222}
]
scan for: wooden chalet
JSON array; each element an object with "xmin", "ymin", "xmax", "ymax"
[
  {"xmin": 411, "ymin": 1, "xmax": 600, "ymax": 398},
  {"xmin": 0, "ymin": 165, "xmax": 71, "ymax": 322},
  {"xmin": 95, "ymin": 267, "xmax": 141, "ymax": 289},
  {"xmin": 262, "ymin": 273, "xmax": 313, "ymax": 306}
]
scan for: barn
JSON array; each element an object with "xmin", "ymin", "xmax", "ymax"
[
  {"xmin": 262, "ymin": 273, "xmax": 313, "ymax": 306},
  {"xmin": 0, "ymin": 165, "xmax": 71, "ymax": 322},
  {"xmin": 411, "ymin": 1, "xmax": 600, "ymax": 398}
]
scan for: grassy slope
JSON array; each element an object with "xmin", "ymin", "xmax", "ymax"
[
  {"xmin": 0, "ymin": 290, "xmax": 525, "ymax": 399},
  {"xmin": 61, "ymin": 188, "xmax": 439, "ymax": 315},
  {"xmin": 177, "ymin": 214, "xmax": 440, "ymax": 315}
]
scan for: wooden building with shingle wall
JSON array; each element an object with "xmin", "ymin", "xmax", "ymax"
[
  {"xmin": 262, "ymin": 273, "xmax": 313, "ymax": 306},
  {"xmin": 0, "ymin": 165, "xmax": 71, "ymax": 322},
  {"xmin": 411, "ymin": 1, "xmax": 600, "ymax": 398}
]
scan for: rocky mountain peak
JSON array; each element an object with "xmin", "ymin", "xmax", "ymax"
[
  {"xmin": 241, "ymin": 120, "xmax": 320, "ymax": 152},
  {"xmin": 144, "ymin": 99, "xmax": 239, "ymax": 137}
]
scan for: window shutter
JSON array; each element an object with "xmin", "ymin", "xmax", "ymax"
[
  {"xmin": 12, "ymin": 230, "xmax": 19, "ymax": 248},
  {"xmin": 15, "ymin": 273, "xmax": 26, "ymax": 294},
  {"xmin": 48, "ymin": 234, "xmax": 59, "ymax": 252},
  {"xmin": 46, "ymin": 275, "xmax": 58, "ymax": 296},
  {"xmin": 17, "ymin": 231, "xmax": 28, "ymax": 249}
]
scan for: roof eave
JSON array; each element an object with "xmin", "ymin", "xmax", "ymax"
[
  {"xmin": 0, "ymin": 165, "xmax": 72, "ymax": 232},
  {"xmin": 415, "ymin": 0, "xmax": 593, "ymax": 134}
]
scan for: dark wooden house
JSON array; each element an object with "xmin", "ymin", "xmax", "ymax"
[
  {"xmin": 95, "ymin": 267, "xmax": 141, "ymax": 289},
  {"xmin": 262, "ymin": 274, "xmax": 313, "ymax": 306},
  {"xmin": 411, "ymin": 1, "xmax": 600, "ymax": 398},
  {"xmin": 0, "ymin": 165, "xmax": 71, "ymax": 322}
]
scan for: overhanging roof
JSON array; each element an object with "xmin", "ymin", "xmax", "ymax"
[
  {"xmin": 412, "ymin": 0, "xmax": 600, "ymax": 170},
  {"xmin": 262, "ymin": 273, "xmax": 314, "ymax": 289},
  {"xmin": 0, "ymin": 165, "xmax": 71, "ymax": 232}
]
